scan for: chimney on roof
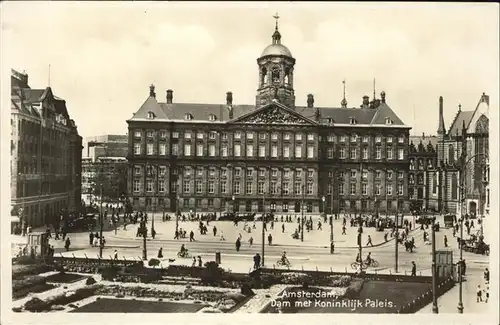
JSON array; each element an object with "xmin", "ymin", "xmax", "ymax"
[
  {"xmin": 149, "ymin": 84, "xmax": 156, "ymax": 98},
  {"xmin": 380, "ymin": 91, "xmax": 386, "ymax": 103},
  {"xmin": 226, "ymin": 91, "xmax": 233, "ymax": 105},
  {"xmin": 166, "ymin": 89, "xmax": 173, "ymax": 104},
  {"xmin": 362, "ymin": 95, "xmax": 370, "ymax": 108},
  {"xmin": 307, "ymin": 94, "xmax": 314, "ymax": 108}
]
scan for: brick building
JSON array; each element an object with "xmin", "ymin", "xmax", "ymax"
[
  {"xmin": 84, "ymin": 134, "xmax": 128, "ymax": 161},
  {"xmin": 126, "ymin": 19, "xmax": 411, "ymax": 214},
  {"xmin": 11, "ymin": 69, "xmax": 83, "ymax": 227}
]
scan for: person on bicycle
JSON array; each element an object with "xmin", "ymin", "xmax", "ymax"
[
  {"xmin": 281, "ymin": 251, "xmax": 288, "ymax": 264},
  {"xmin": 180, "ymin": 244, "xmax": 188, "ymax": 255},
  {"xmin": 365, "ymin": 252, "xmax": 372, "ymax": 266}
]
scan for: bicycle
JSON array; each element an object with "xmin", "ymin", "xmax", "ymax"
[
  {"xmin": 350, "ymin": 259, "xmax": 379, "ymax": 270},
  {"xmin": 177, "ymin": 250, "xmax": 192, "ymax": 258},
  {"xmin": 276, "ymin": 258, "xmax": 291, "ymax": 269}
]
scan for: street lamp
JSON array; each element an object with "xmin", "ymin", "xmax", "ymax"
[
  {"xmin": 99, "ymin": 184, "xmax": 104, "ymax": 258},
  {"xmin": 431, "ymin": 214, "xmax": 438, "ymax": 313},
  {"xmin": 321, "ymin": 196, "xmax": 326, "ymax": 215},
  {"xmin": 357, "ymin": 212, "xmax": 363, "ymax": 272},
  {"xmin": 300, "ymin": 184, "xmax": 305, "ymax": 242},
  {"xmin": 261, "ymin": 191, "xmax": 266, "ymax": 267}
]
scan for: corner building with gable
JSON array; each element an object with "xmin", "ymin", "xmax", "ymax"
[{"xmin": 127, "ymin": 21, "xmax": 411, "ymax": 215}]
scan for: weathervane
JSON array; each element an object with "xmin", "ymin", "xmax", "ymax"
[{"xmin": 273, "ymin": 12, "xmax": 280, "ymax": 31}]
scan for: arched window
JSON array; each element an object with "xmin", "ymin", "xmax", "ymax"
[
  {"xmin": 147, "ymin": 111, "xmax": 155, "ymax": 119},
  {"xmin": 451, "ymin": 173, "xmax": 458, "ymax": 200},
  {"xmin": 184, "ymin": 113, "xmax": 193, "ymax": 121},
  {"xmin": 261, "ymin": 67, "xmax": 268, "ymax": 85},
  {"xmin": 448, "ymin": 144, "xmax": 455, "ymax": 164},
  {"xmin": 272, "ymin": 67, "xmax": 280, "ymax": 83}
]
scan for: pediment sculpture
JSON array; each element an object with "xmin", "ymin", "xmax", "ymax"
[{"xmin": 241, "ymin": 106, "xmax": 311, "ymax": 125}]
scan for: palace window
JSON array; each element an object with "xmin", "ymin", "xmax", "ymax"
[
  {"xmin": 159, "ymin": 181, "xmax": 166, "ymax": 193},
  {"xmin": 339, "ymin": 183, "xmax": 345, "ymax": 195},
  {"xmin": 184, "ymin": 144, "xmax": 191, "ymax": 156},
  {"xmin": 197, "ymin": 132, "xmax": 204, "ymax": 139},
  {"xmin": 351, "ymin": 134, "xmax": 358, "ymax": 142},
  {"xmin": 172, "ymin": 132, "xmax": 179, "ymax": 138},
  {"xmin": 134, "ymin": 130, "xmax": 141, "ymax": 138},
  {"xmin": 307, "ymin": 146, "xmax": 314, "ymax": 158},
  {"xmin": 208, "ymin": 181, "xmax": 215, "ymax": 194},
  {"xmin": 259, "ymin": 133, "xmax": 266, "ymax": 140},
  {"xmin": 387, "ymin": 170, "xmax": 393, "ymax": 179},
  {"xmin": 271, "ymin": 169, "xmax": 278, "ymax": 177},
  {"xmin": 350, "ymin": 183, "xmax": 356, "ymax": 195},
  {"xmin": 271, "ymin": 133, "xmax": 278, "ymax": 140},
  {"xmin": 160, "ymin": 131, "xmax": 167, "ymax": 138},
  {"xmin": 146, "ymin": 131, "xmax": 153, "ymax": 138},
  {"xmin": 350, "ymin": 148, "xmax": 357, "ymax": 160},
  {"xmin": 387, "ymin": 185, "xmax": 393, "ymax": 196},
  {"xmin": 327, "ymin": 135, "xmax": 335, "ymax": 142},
  {"xmin": 387, "ymin": 137, "xmax": 393, "ymax": 143},
  {"xmin": 258, "ymin": 182, "xmax": 265, "ymax": 194},
  {"xmin": 234, "ymin": 132, "xmax": 241, "ymax": 139},
  {"xmin": 172, "ymin": 144, "xmax": 179, "ymax": 156},
  {"xmin": 296, "ymin": 133, "xmax": 302, "ymax": 141},
  {"xmin": 209, "ymin": 114, "xmax": 217, "ymax": 122},
  {"xmin": 294, "ymin": 183, "xmax": 302, "ymax": 195},
  {"xmin": 220, "ymin": 181, "xmax": 227, "ymax": 194},
  {"xmin": 363, "ymin": 136, "xmax": 369, "ymax": 143},
  {"xmin": 159, "ymin": 143, "xmax": 166, "ymax": 155},
  {"xmin": 271, "ymin": 145, "xmax": 278, "ymax": 158},
  {"xmin": 209, "ymin": 131, "xmax": 216, "ymax": 139},
  {"xmin": 376, "ymin": 147, "xmax": 381, "ymax": 159},
  {"xmin": 398, "ymin": 148, "xmax": 404, "ymax": 160},
  {"xmin": 307, "ymin": 134, "xmax": 314, "ymax": 141},
  {"xmin": 184, "ymin": 113, "xmax": 193, "ymax": 120},
  {"xmin": 284, "ymin": 133, "xmax": 291, "ymax": 140},
  {"xmin": 196, "ymin": 144, "xmax": 204, "ymax": 156},
  {"xmin": 147, "ymin": 143, "xmax": 154, "ymax": 155},
  {"xmin": 308, "ymin": 169, "xmax": 314, "ymax": 178},
  {"xmin": 134, "ymin": 143, "xmax": 141, "ymax": 155},
  {"xmin": 183, "ymin": 180, "xmax": 190, "ymax": 194},
  {"xmin": 246, "ymin": 182, "xmax": 252, "ymax": 194},
  {"xmin": 362, "ymin": 170, "xmax": 368, "ymax": 179},
  {"xmin": 221, "ymin": 145, "xmax": 228, "ymax": 157},
  {"xmin": 340, "ymin": 135, "xmax": 347, "ymax": 143},
  {"xmin": 133, "ymin": 180, "xmax": 140, "ymax": 193},
  {"xmin": 362, "ymin": 147, "xmax": 369, "ymax": 159},
  {"xmin": 362, "ymin": 183, "xmax": 368, "ymax": 196},
  {"xmin": 398, "ymin": 136, "xmax": 405, "ymax": 143},
  {"xmin": 247, "ymin": 169, "xmax": 253, "ymax": 177},
  {"xmin": 340, "ymin": 147, "xmax": 346, "ymax": 159},
  {"xmin": 221, "ymin": 168, "xmax": 227, "ymax": 177},
  {"xmin": 234, "ymin": 168, "xmax": 241, "ymax": 177},
  {"xmin": 350, "ymin": 170, "xmax": 357, "ymax": 179},
  {"xmin": 159, "ymin": 166, "xmax": 166, "ymax": 176},
  {"xmin": 327, "ymin": 147, "xmax": 334, "ymax": 158},
  {"xmin": 271, "ymin": 182, "xmax": 278, "ymax": 194},
  {"xmin": 247, "ymin": 132, "xmax": 254, "ymax": 140},
  {"xmin": 375, "ymin": 184, "xmax": 381, "ymax": 196},
  {"xmin": 134, "ymin": 166, "xmax": 141, "ymax": 175},
  {"xmin": 259, "ymin": 145, "xmax": 266, "ymax": 157},
  {"xmin": 375, "ymin": 136, "xmax": 382, "ymax": 143},
  {"xmin": 193, "ymin": 180, "xmax": 202, "ymax": 194},
  {"xmin": 387, "ymin": 148, "xmax": 393, "ymax": 160},
  {"xmin": 246, "ymin": 144, "xmax": 254, "ymax": 157},
  {"xmin": 209, "ymin": 168, "xmax": 215, "ymax": 176},
  {"xmin": 146, "ymin": 180, "xmax": 153, "ymax": 192},
  {"xmin": 307, "ymin": 182, "xmax": 314, "ymax": 195},
  {"xmin": 234, "ymin": 144, "xmax": 241, "ymax": 157},
  {"xmin": 283, "ymin": 145, "xmax": 290, "ymax": 158},
  {"xmin": 397, "ymin": 184, "xmax": 404, "ymax": 196},
  {"xmin": 259, "ymin": 169, "xmax": 265, "ymax": 177},
  {"xmin": 296, "ymin": 169, "xmax": 302, "ymax": 178},
  {"xmin": 398, "ymin": 171, "xmax": 404, "ymax": 179},
  {"xmin": 234, "ymin": 181, "xmax": 240, "ymax": 194},
  {"xmin": 197, "ymin": 168, "xmax": 203, "ymax": 176},
  {"xmin": 209, "ymin": 144, "xmax": 216, "ymax": 157},
  {"xmin": 283, "ymin": 182, "xmax": 290, "ymax": 195}
]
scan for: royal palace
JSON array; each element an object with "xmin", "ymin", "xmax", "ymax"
[{"xmin": 126, "ymin": 19, "xmax": 412, "ymax": 215}]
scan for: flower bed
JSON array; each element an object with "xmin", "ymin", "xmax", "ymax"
[
  {"xmin": 23, "ymin": 285, "xmax": 101, "ymax": 312},
  {"xmin": 94, "ymin": 285, "xmax": 226, "ymax": 303},
  {"xmin": 13, "ymin": 283, "xmax": 57, "ymax": 300},
  {"xmin": 12, "ymin": 264, "xmax": 53, "ymax": 280},
  {"xmin": 71, "ymin": 298, "xmax": 208, "ymax": 313},
  {"xmin": 12, "ymin": 275, "xmax": 58, "ymax": 300},
  {"xmin": 45, "ymin": 273, "xmax": 87, "ymax": 284}
]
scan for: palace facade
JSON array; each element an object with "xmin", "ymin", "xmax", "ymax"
[{"xmin": 127, "ymin": 20, "xmax": 411, "ymax": 214}]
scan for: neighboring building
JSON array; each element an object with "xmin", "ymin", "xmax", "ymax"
[
  {"xmin": 126, "ymin": 19, "xmax": 411, "ymax": 214},
  {"xmin": 408, "ymin": 134, "xmax": 439, "ymax": 212},
  {"xmin": 11, "ymin": 69, "xmax": 83, "ymax": 227},
  {"xmin": 81, "ymin": 156, "xmax": 128, "ymax": 205},
  {"xmin": 84, "ymin": 134, "xmax": 128, "ymax": 161},
  {"xmin": 411, "ymin": 93, "xmax": 490, "ymax": 216}
]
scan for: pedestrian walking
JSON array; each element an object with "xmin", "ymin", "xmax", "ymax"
[
  {"xmin": 485, "ymin": 287, "xmax": 489, "ymax": 303},
  {"xmin": 197, "ymin": 256, "xmax": 202, "ymax": 267},
  {"xmin": 411, "ymin": 261, "xmax": 417, "ymax": 276},
  {"xmin": 253, "ymin": 253, "xmax": 261, "ymax": 269},
  {"xmin": 64, "ymin": 237, "xmax": 71, "ymax": 251},
  {"xmin": 174, "ymin": 230, "xmax": 179, "ymax": 240},
  {"xmin": 189, "ymin": 230, "xmax": 195, "ymax": 242},
  {"xmin": 484, "ymin": 268, "xmax": 489, "ymax": 284},
  {"xmin": 384, "ymin": 232, "xmax": 388, "ymax": 242},
  {"xmin": 213, "ymin": 226, "xmax": 217, "ymax": 237},
  {"xmin": 330, "ymin": 241, "xmax": 335, "ymax": 254},
  {"xmin": 249, "ymin": 236, "xmax": 253, "ymax": 247},
  {"xmin": 236, "ymin": 237, "xmax": 241, "ymax": 252},
  {"xmin": 342, "ymin": 225, "xmax": 346, "ymax": 235},
  {"xmin": 282, "ymin": 223, "xmax": 285, "ymax": 233},
  {"xmin": 444, "ymin": 235, "xmax": 448, "ymax": 247},
  {"xmin": 192, "ymin": 257, "xmax": 196, "ymax": 267},
  {"xmin": 268, "ymin": 233, "xmax": 273, "ymax": 245},
  {"xmin": 89, "ymin": 232, "xmax": 94, "ymax": 246},
  {"xmin": 477, "ymin": 285, "xmax": 482, "ymax": 302},
  {"xmin": 366, "ymin": 235, "xmax": 373, "ymax": 246},
  {"xmin": 318, "ymin": 221, "xmax": 322, "ymax": 230},
  {"xmin": 113, "ymin": 250, "xmax": 118, "ymax": 260},
  {"xmin": 157, "ymin": 247, "xmax": 163, "ymax": 259}
]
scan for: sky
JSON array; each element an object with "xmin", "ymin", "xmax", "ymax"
[{"xmin": 2, "ymin": 2, "xmax": 499, "ymax": 140}]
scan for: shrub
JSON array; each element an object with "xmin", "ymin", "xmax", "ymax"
[
  {"xmin": 47, "ymin": 286, "xmax": 99, "ymax": 306},
  {"xmin": 344, "ymin": 278, "xmax": 364, "ymax": 298},
  {"xmin": 240, "ymin": 283, "xmax": 254, "ymax": 296},
  {"xmin": 86, "ymin": 277, "xmax": 97, "ymax": 285},
  {"xmin": 201, "ymin": 262, "xmax": 224, "ymax": 285},
  {"xmin": 24, "ymin": 297, "xmax": 50, "ymax": 312},
  {"xmin": 12, "ymin": 264, "xmax": 52, "ymax": 280},
  {"xmin": 12, "ymin": 276, "xmax": 46, "ymax": 291},
  {"xmin": 148, "ymin": 258, "xmax": 160, "ymax": 268}
]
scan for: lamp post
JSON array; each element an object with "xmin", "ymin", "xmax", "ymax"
[
  {"xmin": 99, "ymin": 184, "xmax": 104, "ymax": 258},
  {"xmin": 301, "ymin": 184, "xmax": 305, "ymax": 242},
  {"xmin": 261, "ymin": 192, "xmax": 266, "ymax": 267},
  {"xmin": 431, "ymin": 214, "xmax": 439, "ymax": 313},
  {"xmin": 176, "ymin": 188, "xmax": 180, "ymax": 234},
  {"xmin": 231, "ymin": 195, "xmax": 235, "ymax": 213},
  {"xmin": 321, "ymin": 196, "xmax": 326, "ymax": 215},
  {"xmin": 357, "ymin": 212, "xmax": 363, "ymax": 272}
]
